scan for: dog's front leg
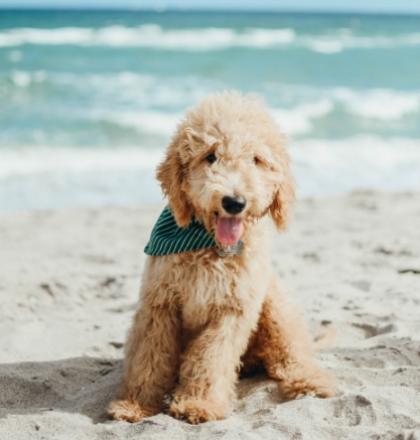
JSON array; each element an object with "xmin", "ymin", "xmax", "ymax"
[
  {"xmin": 169, "ymin": 312, "xmax": 253, "ymax": 424},
  {"xmin": 108, "ymin": 298, "xmax": 181, "ymax": 423}
]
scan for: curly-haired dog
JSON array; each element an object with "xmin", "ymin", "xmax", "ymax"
[{"xmin": 108, "ymin": 91, "xmax": 335, "ymax": 424}]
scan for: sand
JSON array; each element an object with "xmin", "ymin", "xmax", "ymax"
[{"xmin": 0, "ymin": 191, "xmax": 419, "ymax": 439}]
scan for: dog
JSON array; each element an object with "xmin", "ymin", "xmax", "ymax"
[{"xmin": 108, "ymin": 91, "xmax": 335, "ymax": 424}]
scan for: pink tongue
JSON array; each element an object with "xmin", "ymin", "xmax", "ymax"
[{"xmin": 216, "ymin": 217, "xmax": 244, "ymax": 247}]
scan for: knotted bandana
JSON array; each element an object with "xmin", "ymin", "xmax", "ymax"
[{"xmin": 144, "ymin": 206, "xmax": 216, "ymax": 256}]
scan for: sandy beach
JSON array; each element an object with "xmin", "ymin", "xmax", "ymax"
[{"xmin": 1, "ymin": 191, "xmax": 419, "ymax": 439}]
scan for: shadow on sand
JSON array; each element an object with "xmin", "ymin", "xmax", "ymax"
[{"xmin": 0, "ymin": 357, "xmax": 123, "ymax": 423}]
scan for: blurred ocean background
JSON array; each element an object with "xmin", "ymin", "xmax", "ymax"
[{"xmin": 1, "ymin": 9, "xmax": 420, "ymax": 211}]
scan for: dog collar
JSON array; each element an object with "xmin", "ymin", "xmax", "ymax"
[{"xmin": 144, "ymin": 207, "xmax": 243, "ymax": 257}]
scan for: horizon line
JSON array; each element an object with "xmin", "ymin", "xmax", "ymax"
[{"xmin": 1, "ymin": 6, "xmax": 420, "ymax": 16}]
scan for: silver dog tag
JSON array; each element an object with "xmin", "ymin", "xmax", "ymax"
[{"xmin": 216, "ymin": 240, "xmax": 244, "ymax": 257}]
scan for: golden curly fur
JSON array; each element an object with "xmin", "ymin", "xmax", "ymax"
[{"xmin": 107, "ymin": 91, "xmax": 335, "ymax": 424}]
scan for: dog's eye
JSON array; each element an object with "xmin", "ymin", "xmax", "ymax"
[
  {"xmin": 254, "ymin": 156, "xmax": 262, "ymax": 166},
  {"xmin": 206, "ymin": 152, "xmax": 217, "ymax": 164}
]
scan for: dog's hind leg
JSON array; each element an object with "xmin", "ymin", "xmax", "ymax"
[
  {"xmin": 252, "ymin": 279, "xmax": 336, "ymax": 400},
  {"xmin": 108, "ymin": 295, "xmax": 181, "ymax": 422}
]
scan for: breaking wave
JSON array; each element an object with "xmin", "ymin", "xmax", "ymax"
[
  {"xmin": 0, "ymin": 25, "xmax": 295, "ymax": 50},
  {"xmin": 1, "ymin": 25, "xmax": 420, "ymax": 52},
  {"xmin": 1, "ymin": 136, "xmax": 419, "ymax": 212}
]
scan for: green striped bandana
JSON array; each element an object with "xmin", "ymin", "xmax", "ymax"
[{"xmin": 144, "ymin": 206, "xmax": 216, "ymax": 256}]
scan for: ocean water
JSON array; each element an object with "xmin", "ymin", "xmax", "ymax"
[{"xmin": 1, "ymin": 9, "xmax": 420, "ymax": 211}]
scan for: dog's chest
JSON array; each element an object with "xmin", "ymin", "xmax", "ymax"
[
  {"xmin": 172, "ymin": 253, "xmax": 267, "ymax": 330},
  {"xmin": 147, "ymin": 247, "xmax": 270, "ymax": 330},
  {"xmin": 179, "ymin": 258, "xmax": 242, "ymax": 328}
]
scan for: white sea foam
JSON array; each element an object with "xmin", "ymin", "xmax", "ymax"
[
  {"xmin": 1, "ymin": 24, "xmax": 420, "ymax": 52},
  {"xmin": 0, "ymin": 27, "xmax": 94, "ymax": 47},
  {"xmin": 333, "ymin": 88, "xmax": 420, "ymax": 120},
  {"xmin": 0, "ymin": 136, "xmax": 419, "ymax": 212},
  {"xmin": 11, "ymin": 70, "xmax": 47, "ymax": 87},
  {"xmin": 0, "ymin": 136, "xmax": 419, "ymax": 211},
  {"xmin": 96, "ymin": 110, "xmax": 181, "ymax": 136},
  {"xmin": 1, "ymin": 137, "xmax": 419, "ymax": 205},
  {"xmin": 5, "ymin": 70, "xmax": 420, "ymax": 127},
  {"xmin": 272, "ymin": 99, "xmax": 334, "ymax": 135},
  {"xmin": 0, "ymin": 147, "xmax": 165, "ymax": 211},
  {"xmin": 93, "ymin": 100, "xmax": 333, "ymax": 137},
  {"xmin": 290, "ymin": 136, "xmax": 420, "ymax": 194},
  {"xmin": 11, "ymin": 70, "xmax": 31, "ymax": 87},
  {"xmin": 267, "ymin": 84, "xmax": 420, "ymax": 121},
  {"xmin": 0, "ymin": 147, "xmax": 163, "ymax": 178},
  {"xmin": 301, "ymin": 32, "xmax": 420, "ymax": 54},
  {"xmin": 303, "ymin": 39, "xmax": 344, "ymax": 54},
  {"xmin": 4, "ymin": 70, "xmax": 213, "ymax": 114},
  {"xmin": 78, "ymin": 72, "xmax": 212, "ymax": 106},
  {"xmin": 0, "ymin": 25, "xmax": 295, "ymax": 50}
]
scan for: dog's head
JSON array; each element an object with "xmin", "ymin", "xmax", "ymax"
[{"xmin": 157, "ymin": 91, "xmax": 295, "ymax": 249}]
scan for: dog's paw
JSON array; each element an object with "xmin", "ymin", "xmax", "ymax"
[
  {"xmin": 107, "ymin": 399, "xmax": 156, "ymax": 423},
  {"xmin": 169, "ymin": 397, "xmax": 228, "ymax": 424},
  {"xmin": 276, "ymin": 366, "xmax": 336, "ymax": 400}
]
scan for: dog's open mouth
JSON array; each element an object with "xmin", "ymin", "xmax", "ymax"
[{"xmin": 215, "ymin": 216, "xmax": 244, "ymax": 247}]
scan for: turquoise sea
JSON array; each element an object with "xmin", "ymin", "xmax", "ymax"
[{"xmin": 1, "ymin": 9, "xmax": 420, "ymax": 211}]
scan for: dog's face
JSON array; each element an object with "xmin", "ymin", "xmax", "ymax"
[{"xmin": 157, "ymin": 92, "xmax": 294, "ymax": 249}]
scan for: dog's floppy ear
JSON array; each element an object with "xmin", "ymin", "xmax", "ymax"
[
  {"xmin": 156, "ymin": 129, "xmax": 194, "ymax": 227},
  {"xmin": 269, "ymin": 154, "xmax": 295, "ymax": 230}
]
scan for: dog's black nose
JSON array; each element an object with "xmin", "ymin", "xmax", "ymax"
[{"xmin": 222, "ymin": 196, "xmax": 247, "ymax": 215}]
